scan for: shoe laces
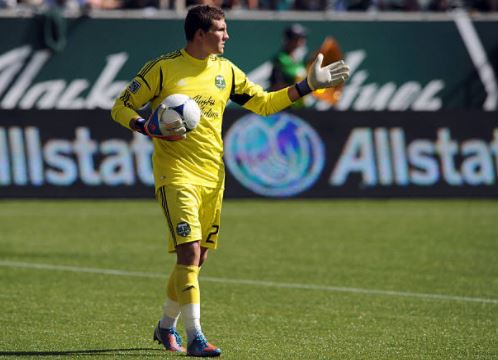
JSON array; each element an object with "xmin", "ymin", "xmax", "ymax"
[
  {"xmin": 194, "ymin": 333, "xmax": 208, "ymax": 348},
  {"xmin": 167, "ymin": 328, "xmax": 183, "ymax": 346}
]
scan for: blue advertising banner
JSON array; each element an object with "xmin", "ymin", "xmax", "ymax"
[
  {"xmin": 0, "ymin": 109, "xmax": 496, "ymax": 198},
  {"xmin": 223, "ymin": 110, "xmax": 498, "ymax": 198}
]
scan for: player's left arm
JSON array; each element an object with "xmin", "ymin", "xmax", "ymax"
[
  {"xmin": 229, "ymin": 64, "xmax": 293, "ymax": 116},
  {"xmin": 229, "ymin": 54, "xmax": 349, "ymax": 115},
  {"xmin": 293, "ymin": 53, "xmax": 349, "ymax": 99}
]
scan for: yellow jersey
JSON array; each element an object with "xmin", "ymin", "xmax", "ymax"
[{"xmin": 111, "ymin": 48, "xmax": 293, "ymax": 190}]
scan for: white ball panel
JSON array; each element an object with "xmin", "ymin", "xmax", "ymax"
[{"xmin": 182, "ymin": 99, "xmax": 201, "ymax": 130}]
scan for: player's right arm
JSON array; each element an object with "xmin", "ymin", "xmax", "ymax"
[
  {"xmin": 111, "ymin": 58, "xmax": 187, "ymax": 140},
  {"xmin": 111, "ymin": 59, "xmax": 162, "ymax": 132}
]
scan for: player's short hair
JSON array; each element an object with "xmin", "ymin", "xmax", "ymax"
[{"xmin": 184, "ymin": 5, "xmax": 225, "ymax": 41}]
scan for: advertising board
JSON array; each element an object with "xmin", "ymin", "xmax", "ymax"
[{"xmin": 1, "ymin": 109, "xmax": 496, "ymax": 198}]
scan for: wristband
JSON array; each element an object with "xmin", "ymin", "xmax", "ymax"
[
  {"xmin": 295, "ymin": 79, "xmax": 313, "ymax": 97},
  {"xmin": 134, "ymin": 118, "xmax": 147, "ymax": 135}
]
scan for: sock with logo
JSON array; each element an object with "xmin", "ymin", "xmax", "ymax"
[
  {"xmin": 159, "ymin": 267, "xmax": 180, "ymax": 329},
  {"xmin": 175, "ymin": 264, "xmax": 203, "ymax": 344}
]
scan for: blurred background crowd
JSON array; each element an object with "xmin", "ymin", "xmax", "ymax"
[{"xmin": 1, "ymin": 0, "xmax": 497, "ymax": 13}]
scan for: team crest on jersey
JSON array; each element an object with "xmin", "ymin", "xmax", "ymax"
[
  {"xmin": 176, "ymin": 222, "xmax": 191, "ymax": 237},
  {"xmin": 128, "ymin": 80, "xmax": 141, "ymax": 94},
  {"xmin": 215, "ymin": 75, "xmax": 226, "ymax": 90}
]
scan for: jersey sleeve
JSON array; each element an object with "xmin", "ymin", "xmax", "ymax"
[
  {"xmin": 111, "ymin": 59, "xmax": 163, "ymax": 129},
  {"xmin": 229, "ymin": 63, "xmax": 293, "ymax": 116}
]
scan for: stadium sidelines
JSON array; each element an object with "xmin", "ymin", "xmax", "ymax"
[{"xmin": 1, "ymin": 259, "xmax": 497, "ymax": 305}]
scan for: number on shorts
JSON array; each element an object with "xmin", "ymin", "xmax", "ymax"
[{"xmin": 206, "ymin": 225, "xmax": 219, "ymax": 243}]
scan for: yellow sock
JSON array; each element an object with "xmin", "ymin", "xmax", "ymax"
[
  {"xmin": 175, "ymin": 264, "xmax": 202, "ymax": 341},
  {"xmin": 175, "ymin": 264, "xmax": 200, "ymax": 305},
  {"xmin": 160, "ymin": 267, "xmax": 181, "ymax": 329}
]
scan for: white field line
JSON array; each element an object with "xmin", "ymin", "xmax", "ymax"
[{"xmin": 1, "ymin": 260, "xmax": 497, "ymax": 305}]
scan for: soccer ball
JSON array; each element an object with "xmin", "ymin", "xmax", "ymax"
[{"xmin": 159, "ymin": 94, "xmax": 201, "ymax": 134}]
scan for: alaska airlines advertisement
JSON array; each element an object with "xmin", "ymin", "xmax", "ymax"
[{"xmin": 0, "ymin": 14, "xmax": 497, "ymax": 112}]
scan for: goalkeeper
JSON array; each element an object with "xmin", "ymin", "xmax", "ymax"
[{"xmin": 111, "ymin": 4, "xmax": 349, "ymax": 358}]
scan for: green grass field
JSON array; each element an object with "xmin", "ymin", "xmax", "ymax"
[{"xmin": 1, "ymin": 200, "xmax": 497, "ymax": 359}]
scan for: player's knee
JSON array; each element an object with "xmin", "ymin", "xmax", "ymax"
[{"xmin": 176, "ymin": 241, "xmax": 201, "ymax": 265}]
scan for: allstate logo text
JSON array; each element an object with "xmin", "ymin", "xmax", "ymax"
[{"xmin": 224, "ymin": 113, "xmax": 325, "ymax": 197}]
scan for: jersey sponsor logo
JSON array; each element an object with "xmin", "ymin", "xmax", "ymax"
[
  {"xmin": 176, "ymin": 222, "xmax": 191, "ymax": 237},
  {"xmin": 224, "ymin": 112, "xmax": 325, "ymax": 197},
  {"xmin": 192, "ymin": 95, "xmax": 219, "ymax": 119},
  {"xmin": 128, "ymin": 80, "xmax": 141, "ymax": 94},
  {"xmin": 214, "ymin": 75, "xmax": 226, "ymax": 90}
]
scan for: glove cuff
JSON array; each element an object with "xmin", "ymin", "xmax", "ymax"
[{"xmin": 295, "ymin": 79, "xmax": 313, "ymax": 97}]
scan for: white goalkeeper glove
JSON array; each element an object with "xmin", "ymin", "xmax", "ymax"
[
  {"xmin": 295, "ymin": 53, "xmax": 350, "ymax": 97},
  {"xmin": 134, "ymin": 104, "xmax": 187, "ymax": 141}
]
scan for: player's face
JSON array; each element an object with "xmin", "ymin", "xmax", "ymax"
[{"xmin": 205, "ymin": 19, "xmax": 229, "ymax": 55}]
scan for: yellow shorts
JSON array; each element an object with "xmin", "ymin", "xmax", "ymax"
[{"xmin": 156, "ymin": 184, "xmax": 224, "ymax": 253}]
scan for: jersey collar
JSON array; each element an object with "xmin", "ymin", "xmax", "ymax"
[{"xmin": 181, "ymin": 48, "xmax": 212, "ymax": 67}]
